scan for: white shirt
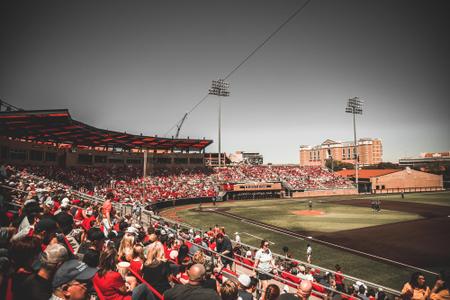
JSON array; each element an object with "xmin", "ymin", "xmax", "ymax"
[
  {"xmin": 298, "ymin": 272, "xmax": 314, "ymax": 281},
  {"xmin": 255, "ymin": 248, "xmax": 273, "ymax": 272}
]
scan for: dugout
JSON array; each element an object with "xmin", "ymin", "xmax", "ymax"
[{"xmin": 220, "ymin": 182, "xmax": 282, "ymax": 200}]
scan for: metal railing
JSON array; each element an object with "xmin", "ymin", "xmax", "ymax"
[{"xmin": 1, "ymin": 183, "xmax": 404, "ymax": 298}]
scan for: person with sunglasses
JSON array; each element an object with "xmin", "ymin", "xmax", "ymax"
[
  {"xmin": 254, "ymin": 240, "xmax": 278, "ymax": 300},
  {"xmin": 50, "ymin": 259, "xmax": 97, "ymax": 300}
]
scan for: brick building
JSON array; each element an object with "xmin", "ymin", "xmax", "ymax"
[
  {"xmin": 299, "ymin": 138, "xmax": 382, "ymax": 167},
  {"xmin": 336, "ymin": 168, "xmax": 443, "ymax": 193}
]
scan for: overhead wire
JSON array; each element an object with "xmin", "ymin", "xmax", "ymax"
[{"xmin": 164, "ymin": 0, "xmax": 312, "ymax": 137}]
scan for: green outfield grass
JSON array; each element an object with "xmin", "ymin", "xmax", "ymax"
[
  {"xmin": 170, "ymin": 192, "xmax": 450, "ymax": 290},
  {"xmin": 217, "ymin": 199, "xmax": 421, "ymax": 233}
]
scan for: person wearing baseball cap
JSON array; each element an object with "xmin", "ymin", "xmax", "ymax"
[
  {"xmin": 43, "ymin": 197, "xmax": 56, "ymax": 217},
  {"xmin": 53, "ymin": 197, "xmax": 70, "ymax": 215},
  {"xmin": 238, "ymin": 274, "xmax": 253, "ymax": 300},
  {"xmin": 50, "ymin": 259, "xmax": 97, "ymax": 300},
  {"xmin": 34, "ymin": 218, "xmax": 59, "ymax": 247},
  {"xmin": 21, "ymin": 243, "xmax": 69, "ymax": 300}
]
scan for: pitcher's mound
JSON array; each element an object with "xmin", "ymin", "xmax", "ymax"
[{"xmin": 292, "ymin": 210, "xmax": 325, "ymax": 216}]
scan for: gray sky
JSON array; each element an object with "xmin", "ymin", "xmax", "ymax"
[{"xmin": 1, "ymin": 0, "xmax": 449, "ymax": 164}]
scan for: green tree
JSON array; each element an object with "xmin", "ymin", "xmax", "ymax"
[
  {"xmin": 362, "ymin": 162, "xmax": 402, "ymax": 169},
  {"xmin": 325, "ymin": 159, "xmax": 354, "ymax": 171}
]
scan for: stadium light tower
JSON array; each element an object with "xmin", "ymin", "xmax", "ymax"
[
  {"xmin": 209, "ymin": 79, "xmax": 230, "ymax": 167},
  {"xmin": 345, "ymin": 97, "xmax": 363, "ymax": 189}
]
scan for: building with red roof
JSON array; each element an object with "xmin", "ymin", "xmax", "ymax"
[{"xmin": 336, "ymin": 168, "xmax": 443, "ymax": 193}]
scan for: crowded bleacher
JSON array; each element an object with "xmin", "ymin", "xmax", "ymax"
[
  {"xmin": 5, "ymin": 164, "xmax": 354, "ymax": 205},
  {"xmin": 0, "ymin": 163, "xmax": 448, "ymax": 300}
]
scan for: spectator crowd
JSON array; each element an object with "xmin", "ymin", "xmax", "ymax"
[
  {"xmin": 5, "ymin": 164, "xmax": 354, "ymax": 205},
  {"xmin": 0, "ymin": 163, "xmax": 448, "ymax": 300}
]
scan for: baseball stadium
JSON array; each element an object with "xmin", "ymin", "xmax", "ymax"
[
  {"xmin": 0, "ymin": 104, "xmax": 448, "ymax": 300},
  {"xmin": 1, "ymin": 1, "xmax": 449, "ymax": 300}
]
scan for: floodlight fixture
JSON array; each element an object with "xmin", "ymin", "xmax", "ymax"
[
  {"xmin": 345, "ymin": 97, "xmax": 363, "ymax": 115},
  {"xmin": 209, "ymin": 79, "xmax": 230, "ymax": 167},
  {"xmin": 209, "ymin": 79, "xmax": 230, "ymax": 97},
  {"xmin": 345, "ymin": 97, "xmax": 364, "ymax": 188}
]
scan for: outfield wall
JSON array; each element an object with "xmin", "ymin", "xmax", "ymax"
[
  {"xmin": 292, "ymin": 188, "xmax": 358, "ymax": 198},
  {"xmin": 372, "ymin": 186, "xmax": 444, "ymax": 194}
]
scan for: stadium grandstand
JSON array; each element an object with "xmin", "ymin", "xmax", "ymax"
[{"xmin": 1, "ymin": 106, "xmax": 443, "ymax": 300}]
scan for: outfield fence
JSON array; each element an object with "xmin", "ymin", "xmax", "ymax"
[{"xmin": 372, "ymin": 186, "xmax": 444, "ymax": 194}]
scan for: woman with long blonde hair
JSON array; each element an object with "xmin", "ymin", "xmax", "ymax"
[
  {"xmin": 142, "ymin": 242, "xmax": 172, "ymax": 294},
  {"xmin": 118, "ymin": 233, "xmax": 135, "ymax": 262},
  {"xmin": 129, "ymin": 244, "xmax": 145, "ymax": 276}
]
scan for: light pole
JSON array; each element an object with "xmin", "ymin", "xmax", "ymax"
[
  {"xmin": 209, "ymin": 79, "xmax": 230, "ymax": 167},
  {"xmin": 345, "ymin": 97, "xmax": 363, "ymax": 190}
]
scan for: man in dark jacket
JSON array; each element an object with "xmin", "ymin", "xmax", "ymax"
[
  {"xmin": 216, "ymin": 233, "xmax": 233, "ymax": 269},
  {"xmin": 163, "ymin": 264, "xmax": 220, "ymax": 300}
]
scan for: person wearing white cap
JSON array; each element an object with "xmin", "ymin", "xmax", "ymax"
[
  {"xmin": 53, "ymin": 197, "xmax": 70, "ymax": 215},
  {"xmin": 238, "ymin": 274, "xmax": 253, "ymax": 300},
  {"xmin": 298, "ymin": 265, "xmax": 314, "ymax": 281},
  {"xmin": 44, "ymin": 197, "xmax": 55, "ymax": 214},
  {"xmin": 355, "ymin": 281, "xmax": 369, "ymax": 300},
  {"xmin": 126, "ymin": 226, "xmax": 139, "ymax": 236},
  {"xmin": 242, "ymin": 250, "xmax": 254, "ymax": 269}
]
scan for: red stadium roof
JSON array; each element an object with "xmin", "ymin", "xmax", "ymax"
[
  {"xmin": 336, "ymin": 169, "xmax": 400, "ymax": 178},
  {"xmin": 0, "ymin": 109, "xmax": 212, "ymax": 151}
]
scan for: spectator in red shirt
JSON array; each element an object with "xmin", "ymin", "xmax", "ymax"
[
  {"xmin": 129, "ymin": 244, "xmax": 144, "ymax": 277},
  {"xmin": 93, "ymin": 246, "xmax": 156, "ymax": 300},
  {"xmin": 93, "ymin": 247, "xmax": 131, "ymax": 300},
  {"xmin": 335, "ymin": 264, "xmax": 344, "ymax": 292}
]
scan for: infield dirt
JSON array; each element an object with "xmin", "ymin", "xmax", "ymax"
[{"xmin": 291, "ymin": 210, "xmax": 325, "ymax": 216}]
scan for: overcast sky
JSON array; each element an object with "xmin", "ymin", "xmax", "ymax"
[{"xmin": 1, "ymin": 0, "xmax": 449, "ymax": 164}]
